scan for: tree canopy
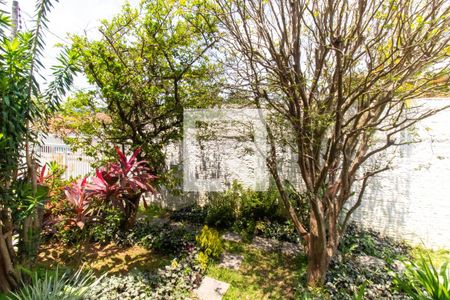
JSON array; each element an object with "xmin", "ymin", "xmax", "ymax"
[{"xmin": 70, "ymin": 0, "xmax": 222, "ymax": 172}]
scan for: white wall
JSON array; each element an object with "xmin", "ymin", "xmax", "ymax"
[
  {"xmin": 351, "ymin": 98, "xmax": 450, "ymax": 249},
  {"xmin": 162, "ymin": 99, "xmax": 450, "ymax": 249},
  {"xmin": 44, "ymin": 99, "xmax": 450, "ymax": 249}
]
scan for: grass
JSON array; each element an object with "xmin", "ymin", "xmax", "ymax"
[{"xmin": 206, "ymin": 240, "xmax": 305, "ymax": 299}]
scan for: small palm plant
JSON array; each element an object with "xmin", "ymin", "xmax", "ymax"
[
  {"xmin": 8, "ymin": 268, "xmax": 103, "ymax": 300},
  {"xmin": 395, "ymin": 254, "xmax": 449, "ymax": 300}
]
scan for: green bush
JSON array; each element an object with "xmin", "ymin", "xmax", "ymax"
[
  {"xmin": 52, "ymin": 206, "xmax": 123, "ymax": 245},
  {"xmin": 254, "ymin": 219, "xmax": 300, "ymax": 243},
  {"xmin": 204, "ymin": 181, "xmax": 286, "ymax": 235},
  {"xmin": 195, "ymin": 225, "xmax": 223, "ymax": 271},
  {"xmin": 8, "ymin": 269, "xmax": 101, "ymax": 300},
  {"xmin": 205, "ymin": 185, "xmax": 240, "ymax": 228},
  {"xmin": 170, "ymin": 205, "xmax": 207, "ymax": 224},
  {"xmin": 120, "ymin": 221, "xmax": 196, "ymax": 255},
  {"xmin": 89, "ymin": 207, "xmax": 123, "ymax": 244},
  {"xmin": 53, "ymin": 222, "xmax": 86, "ymax": 245},
  {"xmin": 196, "ymin": 225, "xmax": 223, "ymax": 259},
  {"xmin": 395, "ymin": 254, "xmax": 450, "ymax": 300}
]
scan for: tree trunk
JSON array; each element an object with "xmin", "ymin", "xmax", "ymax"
[
  {"xmin": 306, "ymin": 214, "xmax": 330, "ymax": 286},
  {"xmin": 0, "ymin": 209, "xmax": 20, "ymax": 293},
  {"xmin": 19, "ymin": 158, "xmax": 44, "ymax": 269},
  {"xmin": 19, "ymin": 212, "xmax": 41, "ymax": 269},
  {"xmin": 122, "ymin": 193, "xmax": 141, "ymax": 230},
  {"xmin": 0, "ymin": 238, "xmax": 20, "ymax": 293}
]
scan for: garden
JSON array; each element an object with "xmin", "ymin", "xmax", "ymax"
[{"xmin": 1, "ymin": 0, "xmax": 450, "ymax": 299}]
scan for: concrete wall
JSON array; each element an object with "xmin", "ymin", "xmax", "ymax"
[
  {"xmin": 157, "ymin": 98, "xmax": 450, "ymax": 249},
  {"xmin": 350, "ymin": 98, "xmax": 450, "ymax": 249},
  {"xmin": 49, "ymin": 99, "xmax": 450, "ymax": 249}
]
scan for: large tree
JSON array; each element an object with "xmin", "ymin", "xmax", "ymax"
[
  {"xmin": 71, "ymin": 0, "xmax": 221, "ymax": 173},
  {"xmin": 217, "ymin": 0, "xmax": 450, "ymax": 285}
]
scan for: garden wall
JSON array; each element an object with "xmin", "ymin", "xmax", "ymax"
[
  {"xmin": 40, "ymin": 99, "xmax": 450, "ymax": 249},
  {"xmin": 154, "ymin": 98, "xmax": 450, "ymax": 249},
  {"xmin": 349, "ymin": 98, "xmax": 450, "ymax": 249}
]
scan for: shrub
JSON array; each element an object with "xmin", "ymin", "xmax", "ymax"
[
  {"xmin": 63, "ymin": 178, "xmax": 91, "ymax": 230},
  {"xmin": 254, "ymin": 219, "xmax": 300, "ymax": 243},
  {"xmin": 205, "ymin": 188, "xmax": 239, "ymax": 228},
  {"xmin": 204, "ymin": 181, "xmax": 286, "ymax": 234},
  {"xmin": 8, "ymin": 269, "xmax": 101, "ymax": 300},
  {"xmin": 240, "ymin": 183, "xmax": 283, "ymax": 221},
  {"xmin": 196, "ymin": 225, "xmax": 223, "ymax": 260},
  {"xmin": 196, "ymin": 251, "xmax": 210, "ymax": 271},
  {"xmin": 51, "ymin": 205, "xmax": 123, "ymax": 245},
  {"xmin": 121, "ymin": 221, "xmax": 196, "ymax": 255},
  {"xmin": 89, "ymin": 207, "xmax": 123, "ymax": 244},
  {"xmin": 43, "ymin": 161, "xmax": 67, "ymax": 199},
  {"xmin": 170, "ymin": 205, "xmax": 207, "ymax": 224},
  {"xmin": 395, "ymin": 254, "xmax": 450, "ymax": 300},
  {"xmin": 53, "ymin": 223, "xmax": 85, "ymax": 245},
  {"xmin": 86, "ymin": 146, "xmax": 157, "ymax": 230},
  {"xmin": 47, "ymin": 147, "xmax": 157, "ymax": 244}
]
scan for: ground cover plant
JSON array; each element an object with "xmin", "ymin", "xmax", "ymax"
[
  {"xmin": 8, "ymin": 191, "xmax": 448, "ymax": 300},
  {"xmin": 33, "ymin": 213, "xmax": 217, "ymax": 299},
  {"xmin": 394, "ymin": 254, "xmax": 450, "ymax": 300}
]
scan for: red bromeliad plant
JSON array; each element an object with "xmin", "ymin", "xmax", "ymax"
[
  {"xmin": 59, "ymin": 146, "xmax": 156, "ymax": 233},
  {"xmin": 86, "ymin": 146, "xmax": 156, "ymax": 230},
  {"xmin": 36, "ymin": 165, "xmax": 49, "ymax": 186},
  {"xmin": 114, "ymin": 146, "xmax": 156, "ymax": 194},
  {"xmin": 64, "ymin": 178, "xmax": 90, "ymax": 229}
]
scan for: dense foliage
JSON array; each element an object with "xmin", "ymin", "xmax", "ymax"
[
  {"xmin": 0, "ymin": 0, "xmax": 79, "ymax": 291},
  {"xmin": 64, "ymin": 0, "xmax": 221, "ymax": 174},
  {"xmin": 84, "ymin": 246, "xmax": 204, "ymax": 300},
  {"xmin": 322, "ymin": 224, "xmax": 411, "ymax": 299},
  {"xmin": 395, "ymin": 254, "xmax": 450, "ymax": 300},
  {"xmin": 44, "ymin": 146, "xmax": 156, "ymax": 244},
  {"xmin": 171, "ymin": 182, "xmax": 290, "ymax": 240},
  {"xmin": 84, "ymin": 226, "xmax": 210, "ymax": 300}
]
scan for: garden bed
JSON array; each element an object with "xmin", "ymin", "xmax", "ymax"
[
  {"xmin": 37, "ymin": 242, "xmax": 169, "ymax": 275},
  {"xmin": 8, "ymin": 210, "xmax": 448, "ymax": 300}
]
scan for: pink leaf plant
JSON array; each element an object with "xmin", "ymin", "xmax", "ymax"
[
  {"xmin": 61, "ymin": 146, "xmax": 157, "ymax": 231},
  {"xmin": 64, "ymin": 177, "xmax": 90, "ymax": 229}
]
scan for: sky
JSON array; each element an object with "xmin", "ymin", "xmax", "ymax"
[{"xmin": 6, "ymin": 0, "xmax": 140, "ymax": 89}]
